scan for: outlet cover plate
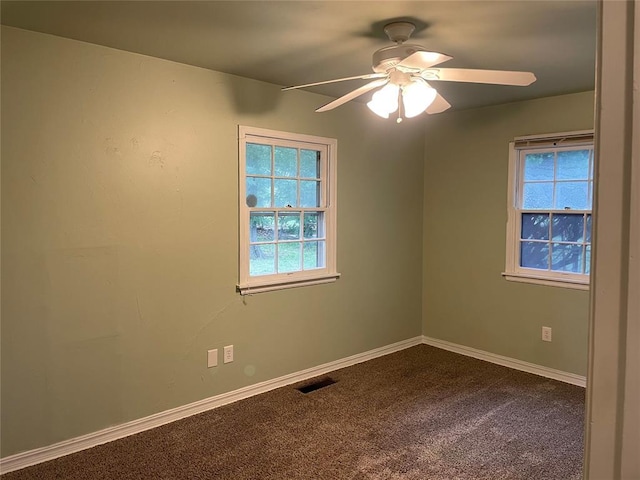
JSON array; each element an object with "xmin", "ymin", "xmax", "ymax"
[{"xmin": 223, "ymin": 345, "xmax": 233, "ymax": 364}]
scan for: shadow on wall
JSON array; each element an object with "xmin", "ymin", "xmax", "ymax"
[{"xmin": 224, "ymin": 79, "xmax": 282, "ymax": 115}]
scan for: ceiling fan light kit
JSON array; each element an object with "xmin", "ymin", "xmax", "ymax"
[
  {"xmin": 367, "ymin": 73, "xmax": 437, "ymax": 122},
  {"xmin": 402, "ymin": 80, "xmax": 437, "ymax": 118},
  {"xmin": 282, "ymin": 21, "xmax": 537, "ymax": 122},
  {"xmin": 367, "ymin": 83, "xmax": 399, "ymax": 119}
]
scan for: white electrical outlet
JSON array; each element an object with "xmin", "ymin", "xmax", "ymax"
[
  {"xmin": 542, "ymin": 326, "xmax": 552, "ymax": 342},
  {"xmin": 207, "ymin": 349, "xmax": 218, "ymax": 368},
  {"xmin": 223, "ymin": 345, "xmax": 234, "ymax": 364}
]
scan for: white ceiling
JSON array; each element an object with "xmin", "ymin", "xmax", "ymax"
[{"xmin": 1, "ymin": 1, "xmax": 597, "ymax": 112}]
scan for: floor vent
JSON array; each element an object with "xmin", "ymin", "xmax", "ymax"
[{"xmin": 297, "ymin": 377, "xmax": 336, "ymax": 394}]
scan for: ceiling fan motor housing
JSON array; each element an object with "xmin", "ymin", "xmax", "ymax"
[{"xmin": 372, "ymin": 44, "xmax": 427, "ymax": 72}]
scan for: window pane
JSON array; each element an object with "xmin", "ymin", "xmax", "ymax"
[
  {"xmin": 303, "ymin": 212, "xmax": 323, "ymax": 239},
  {"xmin": 250, "ymin": 213, "xmax": 275, "ymax": 242},
  {"xmin": 300, "ymin": 149, "xmax": 320, "ymax": 178},
  {"xmin": 524, "ymin": 152, "xmax": 554, "ymax": 181},
  {"xmin": 557, "ymin": 150, "xmax": 590, "ymax": 180},
  {"xmin": 521, "ymin": 213, "xmax": 549, "ymax": 240},
  {"xmin": 246, "ymin": 143, "xmax": 272, "ymax": 176},
  {"xmin": 274, "ymin": 146, "xmax": 297, "ymax": 177},
  {"xmin": 586, "ymin": 214, "xmax": 592, "ymax": 242},
  {"xmin": 522, "ymin": 182, "xmax": 553, "ymax": 209},
  {"xmin": 551, "ymin": 243, "xmax": 583, "ymax": 273},
  {"xmin": 303, "ymin": 241, "xmax": 325, "ymax": 269},
  {"xmin": 246, "ymin": 177, "xmax": 272, "ymax": 207},
  {"xmin": 521, "ymin": 241, "xmax": 549, "ymax": 269},
  {"xmin": 278, "ymin": 212, "xmax": 301, "ymax": 240},
  {"xmin": 250, "ymin": 243, "xmax": 275, "ymax": 276},
  {"xmin": 278, "ymin": 242, "xmax": 301, "ymax": 273},
  {"xmin": 585, "ymin": 245, "xmax": 591, "ymax": 274},
  {"xmin": 555, "ymin": 181, "xmax": 589, "ymax": 210},
  {"xmin": 274, "ymin": 179, "xmax": 297, "ymax": 207},
  {"xmin": 552, "ymin": 214, "xmax": 584, "ymax": 242},
  {"xmin": 300, "ymin": 180, "xmax": 320, "ymax": 207}
]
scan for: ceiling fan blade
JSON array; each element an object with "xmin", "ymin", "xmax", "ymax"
[
  {"xmin": 282, "ymin": 73, "xmax": 388, "ymax": 91},
  {"xmin": 425, "ymin": 91, "xmax": 451, "ymax": 114},
  {"xmin": 396, "ymin": 51, "xmax": 452, "ymax": 70},
  {"xmin": 315, "ymin": 78, "xmax": 389, "ymax": 113},
  {"xmin": 423, "ymin": 68, "xmax": 536, "ymax": 86}
]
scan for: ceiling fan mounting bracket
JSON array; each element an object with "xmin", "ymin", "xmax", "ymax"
[{"xmin": 383, "ymin": 22, "xmax": 416, "ymax": 44}]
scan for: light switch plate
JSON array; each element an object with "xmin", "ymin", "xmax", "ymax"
[{"xmin": 207, "ymin": 349, "xmax": 218, "ymax": 368}]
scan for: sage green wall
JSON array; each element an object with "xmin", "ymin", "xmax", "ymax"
[
  {"xmin": 422, "ymin": 91, "xmax": 594, "ymax": 376},
  {"xmin": 1, "ymin": 26, "xmax": 425, "ymax": 457}
]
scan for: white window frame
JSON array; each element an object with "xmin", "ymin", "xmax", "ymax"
[
  {"xmin": 503, "ymin": 130, "xmax": 594, "ymax": 290},
  {"xmin": 238, "ymin": 126, "xmax": 339, "ymax": 295}
]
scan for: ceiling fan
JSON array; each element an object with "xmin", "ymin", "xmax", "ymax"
[{"xmin": 282, "ymin": 21, "xmax": 536, "ymax": 122}]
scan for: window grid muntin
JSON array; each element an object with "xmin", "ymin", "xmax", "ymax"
[
  {"xmin": 519, "ymin": 145, "xmax": 593, "ymax": 211},
  {"xmin": 249, "ymin": 209, "xmax": 327, "ymax": 244},
  {"xmin": 245, "ymin": 141, "xmax": 326, "ymax": 278},
  {"xmin": 516, "ymin": 144, "xmax": 593, "ymax": 278},
  {"xmin": 245, "ymin": 143, "xmax": 322, "ymax": 210},
  {"xmin": 519, "ymin": 211, "xmax": 591, "ymax": 274}
]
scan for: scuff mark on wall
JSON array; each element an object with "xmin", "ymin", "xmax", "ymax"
[
  {"xmin": 136, "ymin": 295, "xmax": 145, "ymax": 324},
  {"xmin": 179, "ymin": 296, "xmax": 245, "ymax": 363},
  {"xmin": 45, "ymin": 246, "xmax": 119, "ymax": 344},
  {"xmin": 149, "ymin": 150, "xmax": 164, "ymax": 168},
  {"xmin": 103, "ymin": 137, "xmax": 121, "ymax": 157}
]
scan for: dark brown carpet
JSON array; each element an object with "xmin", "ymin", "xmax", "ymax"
[{"xmin": 2, "ymin": 345, "xmax": 585, "ymax": 479}]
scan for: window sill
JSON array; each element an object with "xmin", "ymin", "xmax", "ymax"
[
  {"xmin": 237, "ymin": 273, "xmax": 341, "ymax": 295},
  {"xmin": 502, "ymin": 272, "xmax": 589, "ymax": 290}
]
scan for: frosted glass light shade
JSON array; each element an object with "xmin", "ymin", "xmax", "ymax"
[
  {"xmin": 367, "ymin": 84, "xmax": 400, "ymax": 118},
  {"xmin": 402, "ymin": 80, "xmax": 437, "ymax": 118}
]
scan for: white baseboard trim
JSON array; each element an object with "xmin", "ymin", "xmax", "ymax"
[
  {"xmin": 0, "ymin": 336, "xmax": 422, "ymax": 474},
  {"xmin": 422, "ymin": 335, "xmax": 586, "ymax": 388}
]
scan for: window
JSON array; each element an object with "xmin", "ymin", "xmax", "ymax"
[
  {"xmin": 238, "ymin": 126, "xmax": 339, "ymax": 294},
  {"xmin": 504, "ymin": 130, "xmax": 594, "ymax": 289}
]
